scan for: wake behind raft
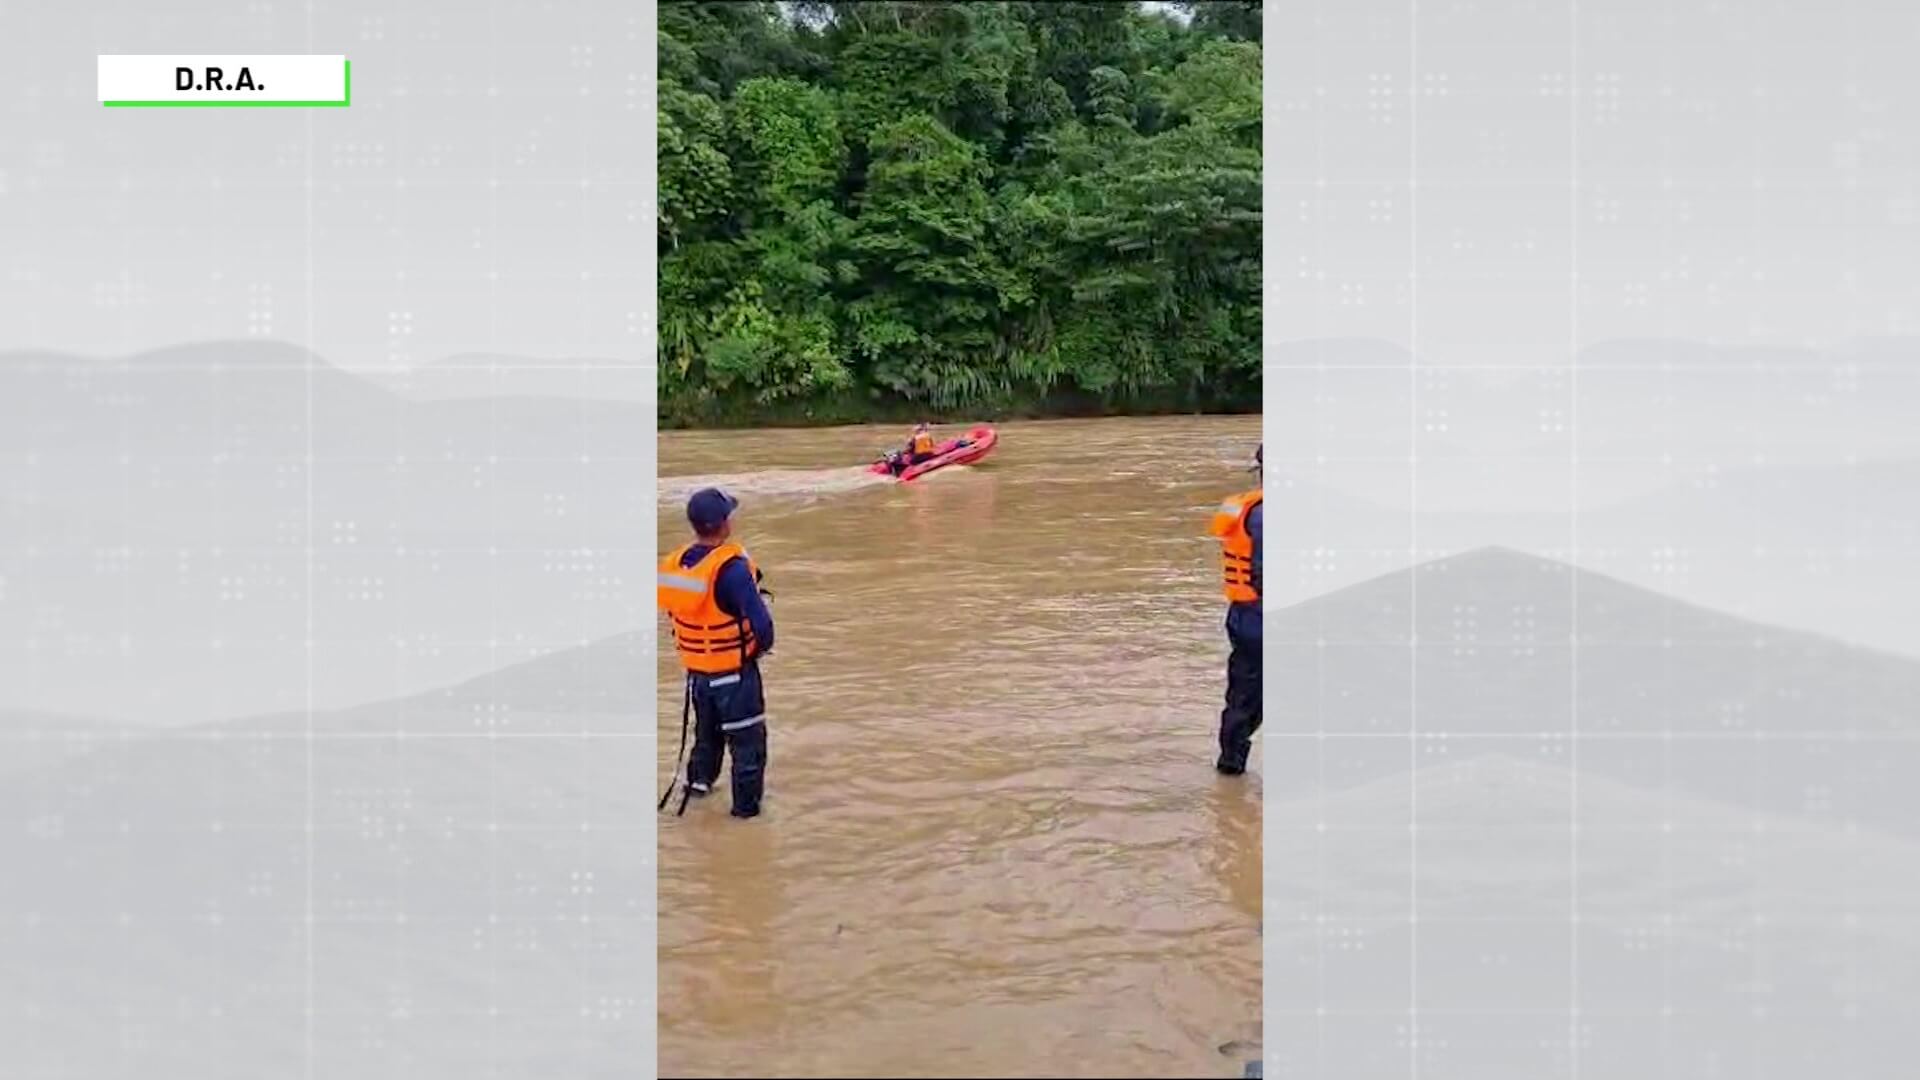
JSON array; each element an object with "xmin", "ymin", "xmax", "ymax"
[{"xmin": 869, "ymin": 424, "xmax": 998, "ymax": 482}]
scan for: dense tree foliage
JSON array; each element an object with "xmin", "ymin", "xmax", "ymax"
[{"xmin": 659, "ymin": 1, "xmax": 1261, "ymax": 426}]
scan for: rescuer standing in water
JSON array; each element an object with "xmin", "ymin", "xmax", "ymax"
[
  {"xmin": 657, "ymin": 488, "xmax": 775, "ymax": 818},
  {"xmin": 1210, "ymin": 444, "xmax": 1262, "ymax": 774}
]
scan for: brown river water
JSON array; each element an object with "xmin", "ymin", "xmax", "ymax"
[{"xmin": 657, "ymin": 415, "xmax": 1262, "ymax": 1078}]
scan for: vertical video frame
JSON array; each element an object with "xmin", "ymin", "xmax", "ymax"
[{"xmin": 654, "ymin": 2, "xmax": 1265, "ymax": 1077}]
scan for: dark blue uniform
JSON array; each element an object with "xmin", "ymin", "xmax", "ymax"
[{"xmin": 680, "ymin": 545, "xmax": 775, "ymax": 817}]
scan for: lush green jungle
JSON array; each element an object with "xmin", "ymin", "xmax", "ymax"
[{"xmin": 659, "ymin": 1, "xmax": 1262, "ymax": 426}]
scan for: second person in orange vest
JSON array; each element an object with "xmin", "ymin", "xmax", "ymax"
[
  {"xmin": 1209, "ymin": 444, "xmax": 1262, "ymax": 775},
  {"xmin": 657, "ymin": 487, "xmax": 775, "ymax": 818},
  {"xmin": 908, "ymin": 422, "xmax": 936, "ymax": 462}
]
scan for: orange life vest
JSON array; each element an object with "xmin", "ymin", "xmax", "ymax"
[
  {"xmin": 1209, "ymin": 489, "xmax": 1262, "ymax": 603},
  {"xmin": 911, "ymin": 431, "xmax": 935, "ymax": 456},
  {"xmin": 657, "ymin": 541, "xmax": 761, "ymax": 674}
]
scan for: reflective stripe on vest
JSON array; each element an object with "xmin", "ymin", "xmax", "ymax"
[
  {"xmin": 1210, "ymin": 489, "xmax": 1262, "ymax": 604},
  {"xmin": 657, "ymin": 571, "xmax": 706, "ymax": 594},
  {"xmin": 657, "ymin": 541, "xmax": 760, "ymax": 674}
]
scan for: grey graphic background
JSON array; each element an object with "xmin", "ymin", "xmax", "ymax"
[
  {"xmin": 1264, "ymin": 2, "xmax": 1920, "ymax": 1079},
  {"xmin": 0, "ymin": 3, "xmax": 654, "ymax": 1078}
]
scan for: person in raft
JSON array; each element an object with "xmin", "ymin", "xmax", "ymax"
[
  {"xmin": 907, "ymin": 422, "xmax": 938, "ymax": 462},
  {"xmin": 884, "ymin": 422, "xmax": 941, "ymax": 476},
  {"xmin": 1209, "ymin": 444, "xmax": 1262, "ymax": 775},
  {"xmin": 657, "ymin": 487, "xmax": 775, "ymax": 818}
]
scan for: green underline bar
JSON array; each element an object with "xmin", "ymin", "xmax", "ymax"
[{"xmin": 104, "ymin": 59, "xmax": 350, "ymax": 108}]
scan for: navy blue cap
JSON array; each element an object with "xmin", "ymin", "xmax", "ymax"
[{"xmin": 687, "ymin": 487, "xmax": 738, "ymax": 533}]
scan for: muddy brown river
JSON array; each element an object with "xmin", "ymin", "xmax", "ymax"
[{"xmin": 657, "ymin": 416, "xmax": 1262, "ymax": 1078}]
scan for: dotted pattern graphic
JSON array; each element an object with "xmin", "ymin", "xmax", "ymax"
[
  {"xmin": 1264, "ymin": 2, "xmax": 1920, "ymax": 1079},
  {"xmin": 0, "ymin": 4, "xmax": 655, "ymax": 1078}
]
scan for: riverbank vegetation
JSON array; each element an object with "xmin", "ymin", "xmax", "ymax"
[{"xmin": 659, "ymin": 1, "xmax": 1261, "ymax": 427}]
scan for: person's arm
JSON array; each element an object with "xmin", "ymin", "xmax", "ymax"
[
  {"xmin": 1248, "ymin": 502, "xmax": 1263, "ymax": 599},
  {"xmin": 714, "ymin": 557, "xmax": 776, "ymax": 656}
]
